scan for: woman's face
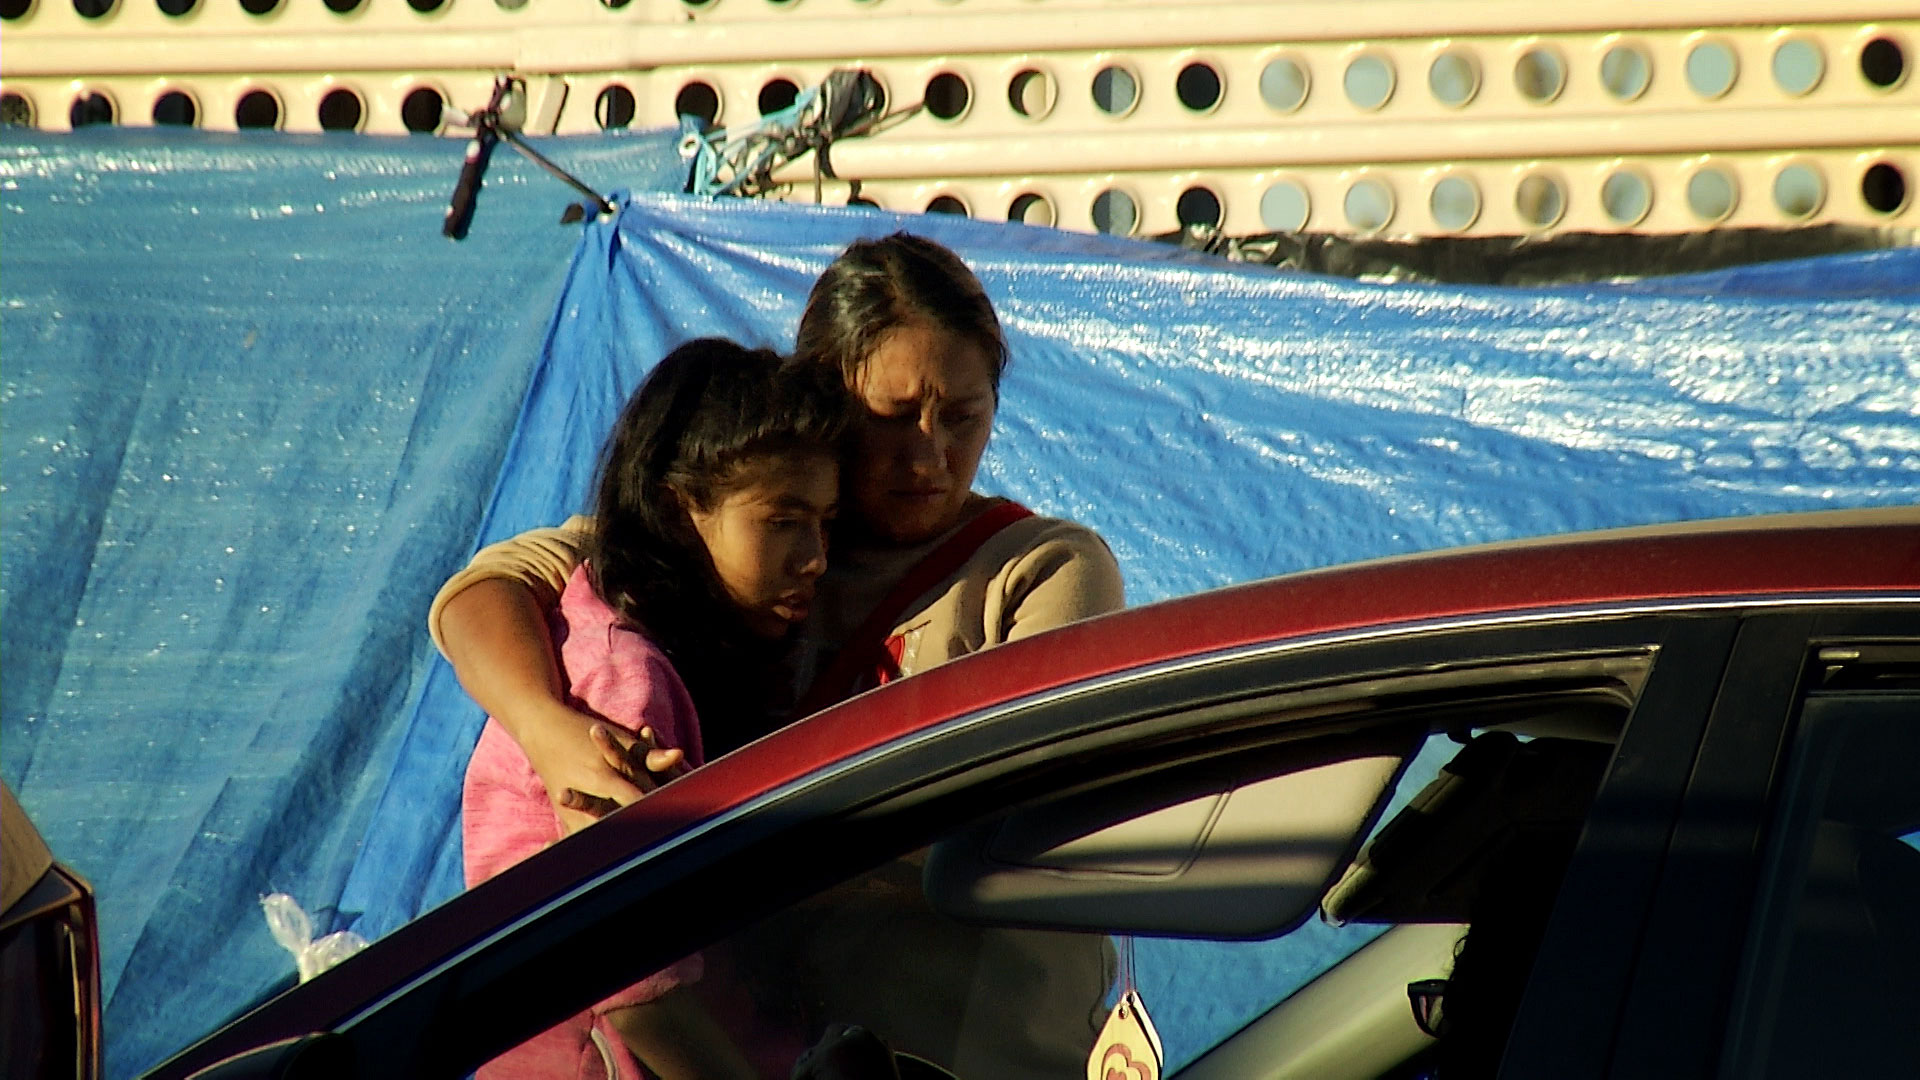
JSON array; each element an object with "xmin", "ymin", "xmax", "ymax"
[
  {"xmin": 686, "ymin": 457, "xmax": 838, "ymax": 639},
  {"xmin": 847, "ymin": 321, "xmax": 998, "ymax": 546}
]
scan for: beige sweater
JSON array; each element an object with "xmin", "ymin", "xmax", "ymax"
[{"xmin": 429, "ymin": 496, "xmax": 1125, "ymax": 691}]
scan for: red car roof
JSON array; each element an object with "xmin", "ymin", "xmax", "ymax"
[
  {"xmin": 711, "ymin": 507, "xmax": 1920, "ymax": 813},
  {"xmin": 156, "ymin": 507, "xmax": 1920, "ymax": 1078}
]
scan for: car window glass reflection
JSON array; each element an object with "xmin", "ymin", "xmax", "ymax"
[{"xmin": 1721, "ymin": 691, "xmax": 1920, "ymax": 1079}]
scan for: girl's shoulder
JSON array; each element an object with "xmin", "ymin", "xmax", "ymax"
[
  {"xmin": 555, "ymin": 566, "xmax": 700, "ymax": 751},
  {"xmin": 557, "ymin": 562, "xmax": 613, "ymax": 622},
  {"xmin": 557, "ymin": 565, "xmax": 671, "ymax": 665}
]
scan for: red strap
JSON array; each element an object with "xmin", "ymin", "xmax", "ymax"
[{"xmin": 797, "ymin": 500, "xmax": 1034, "ymax": 714}]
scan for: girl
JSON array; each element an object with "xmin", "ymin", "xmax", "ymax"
[{"xmin": 462, "ymin": 338, "xmax": 849, "ymax": 1080}]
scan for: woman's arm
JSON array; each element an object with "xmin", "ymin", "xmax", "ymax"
[
  {"xmin": 440, "ymin": 579, "xmax": 654, "ymax": 833},
  {"xmin": 435, "ymin": 518, "xmax": 672, "ymax": 832},
  {"xmin": 427, "ymin": 518, "xmax": 594, "ymax": 655},
  {"xmin": 1000, "ymin": 522, "xmax": 1126, "ymax": 642}
]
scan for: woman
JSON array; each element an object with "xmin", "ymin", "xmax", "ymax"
[{"xmin": 432, "ymin": 232, "xmax": 1124, "ymax": 828}]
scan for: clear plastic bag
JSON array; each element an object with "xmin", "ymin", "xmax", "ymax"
[{"xmin": 261, "ymin": 892, "xmax": 369, "ymax": 983}]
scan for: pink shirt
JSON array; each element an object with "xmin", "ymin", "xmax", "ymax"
[{"xmin": 463, "ymin": 565, "xmax": 706, "ymax": 1080}]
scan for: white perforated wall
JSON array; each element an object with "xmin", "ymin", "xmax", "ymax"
[{"xmin": 3, "ymin": 0, "xmax": 1915, "ymax": 237}]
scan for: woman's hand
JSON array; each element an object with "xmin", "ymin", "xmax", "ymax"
[
  {"xmin": 556, "ymin": 722, "xmax": 690, "ymax": 822},
  {"xmin": 514, "ymin": 707, "xmax": 651, "ymax": 834}
]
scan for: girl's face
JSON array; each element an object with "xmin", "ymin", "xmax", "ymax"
[
  {"xmin": 687, "ymin": 456, "xmax": 839, "ymax": 639},
  {"xmin": 848, "ymin": 321, "xmax": 998, "ymax": 546}
]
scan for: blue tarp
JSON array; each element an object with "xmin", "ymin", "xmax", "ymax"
[{"xmin": 4, "ymin": 127, "xmax": 1918, "ymax": 1077}]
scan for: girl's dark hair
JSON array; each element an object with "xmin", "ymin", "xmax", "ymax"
[
  {"xmin": 587, "ymin": 338, "xmax": 851, "ymax": 752},
  {"xmin": 793, "ymin": 232, "xmax": 1008, "ymax": 394}
]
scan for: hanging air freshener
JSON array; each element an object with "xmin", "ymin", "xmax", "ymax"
[{"xmin": 1088, "ymin": 939, "xmax": 1163, "ymax": 1080}]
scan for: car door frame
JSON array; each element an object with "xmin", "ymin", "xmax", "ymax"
[
  {"xmin": 162, "ymin": 605, "xmax": 1764, "ymax": 1080},
  {"xmin": 1504, "ymin": 601, "xmax": 1920, "ymax": 1080}
]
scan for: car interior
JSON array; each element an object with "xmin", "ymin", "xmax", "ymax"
[{"xmin": 911, "ymin": 657, "xmax": 1640, "ymax": 1079}]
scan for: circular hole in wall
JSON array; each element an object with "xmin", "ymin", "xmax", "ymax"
[
  {"xmin": 1600, "ymin": 43, "xmax": 1652, "ymax": 101},
  {"xmin": 926, "ymin": 195, "xmax": 969, "ymax": 216},
  {"xmin": 1092, "ymin": 188, "xmax": 1138, "ymax": 235},
  {"xmin": 1343, "ymin": 177, "xmax": 1395, "ymax": 232},
  {"xmin": 601, "ymin": 0, "xmax": 633, "ymax": 8},
  {"xmin": 407, "ymin": 0, "xmax": 446, "ymax": 12},
  {"xmin": 1259, "ymin": 56, "xmax": 1309, "ymax": 112},
  {"xmin": 596, "ymin": 85, "xmax": 636, "ymax": 129},
  {"xmin": 1771, "ymin": 163, "xmax": 1825, "ymax": 219},
  {"xmin": 1515, "ymin": 172, "xmax": 1566, "ymax": 229},
  {"xmin": 1771, "ymin": 38, "xmax": 1825, "ymax": 96},
  {"xmin": 1862, "ymin": 162, "xmax": 1909, "ymax": 214},
  {"xmin": 1601, "ymin": 169, "xmax": 1653, "ymax": 226},
  {"xmin": 1428, "ymin": 49, "xmax": 1480, "ymax": 107},
  {"xmin": 152, "ymin": 90, "xmax": 197, "ymax": 126},
  {"xmin": 237, "ymin": 0, "xmax": 278, "ymax": 15},
  {"xmin": 235, "ymin": 89, "xmax": 281, "ymax": 129},
  {"xmin": 757, "ymin": 78, "xmax": 799, "ymax": 117},
  {"xmin": 0, "ymin": 0, "xmax": 32, "ymax": 19},
  {"xmin": 1008, "ymin": 69, "xmax": 1056, "ymax": 119},
  {"xmin": 70, "ymin": 91, "xmax": 115, "ymax": 127},
  {"xmin": 318, "ymin": 88, "xmax": 364, "ymax": 131},
  {"xmin": 1260, "ymin": 179, "xmax": 1310, "ymax": 231},
  {"xmin": 72, "ymin": 0, "xmax": 113, "ymax": 15},
  {"xmin": 1092, "ymin": 65, "xmax": 1139, "ymax": 116},
  {"xmin": 1514, "ymin": 46, "xmax": 1567, "ymax": 103},
  {"xmin": 675, "ymin": 81, "xmax": 721, "ymax": 127},
  {"xmin": 1343, "ymin": 53, "xmax": 1395, "ymax": 110},
  {"xmin": 400, "ymin": 87, "xmax": 444, "ymax": 133},
  {"xmin": 1008, "ymin": 192, "xmax": 1056, "ymax": 227},
  {"xmin": 156, "ymin": 0, "xmax": 197, "ymax": 15},
  {"xmin": 1686, "ymin": 166, "xmax": 1739, "ymax": 222},
  {"xmin": 322, "ymin": 0, "xmax": 361, "ymax": 12},
  {"xmin": 1176, "ymin": 186, "xmax": 1223, "ymax": 230},
  {"xmin": 1685, "ymin": 40, "xmax": 1739, "ymax": 99},
  {"xmin": 1429, "ymin": 175, "xmax": 1480, "ymax": 231},
  {"xmin": 924, "ymin": 72, "xmax": 971, "ymax": 120},
  {"xmin": 1, "ymin": 92, "xmax": 35, "ymax": 126},
  {"xmin": 496, "ymin": 0, "xmax": 527, "ymax": 9},
  {"xmin": 1176, "ymin": 62, "xmax": 1223, "ymax": 112},
  {"xmin": 1860, "ymin": 37, "xmax": 1907, "ymax": 89}
]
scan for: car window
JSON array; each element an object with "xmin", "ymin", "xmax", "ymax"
[
  {"xmin": 474, "ymin": 719, "xmax": 1618, "ymax": 1080},
  {"xmin": 1718, "ymin": 689, "xmax": 1920, "ymax": 1079}
]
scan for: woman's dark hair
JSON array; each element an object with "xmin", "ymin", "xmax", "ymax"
[
  {"xmin": 587, "ymin": 338, "xmax": 851, "ymax": 751},
  {"xmin": 793, "ymin": 232, "xmax": 1008, "ymax": 394}
]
